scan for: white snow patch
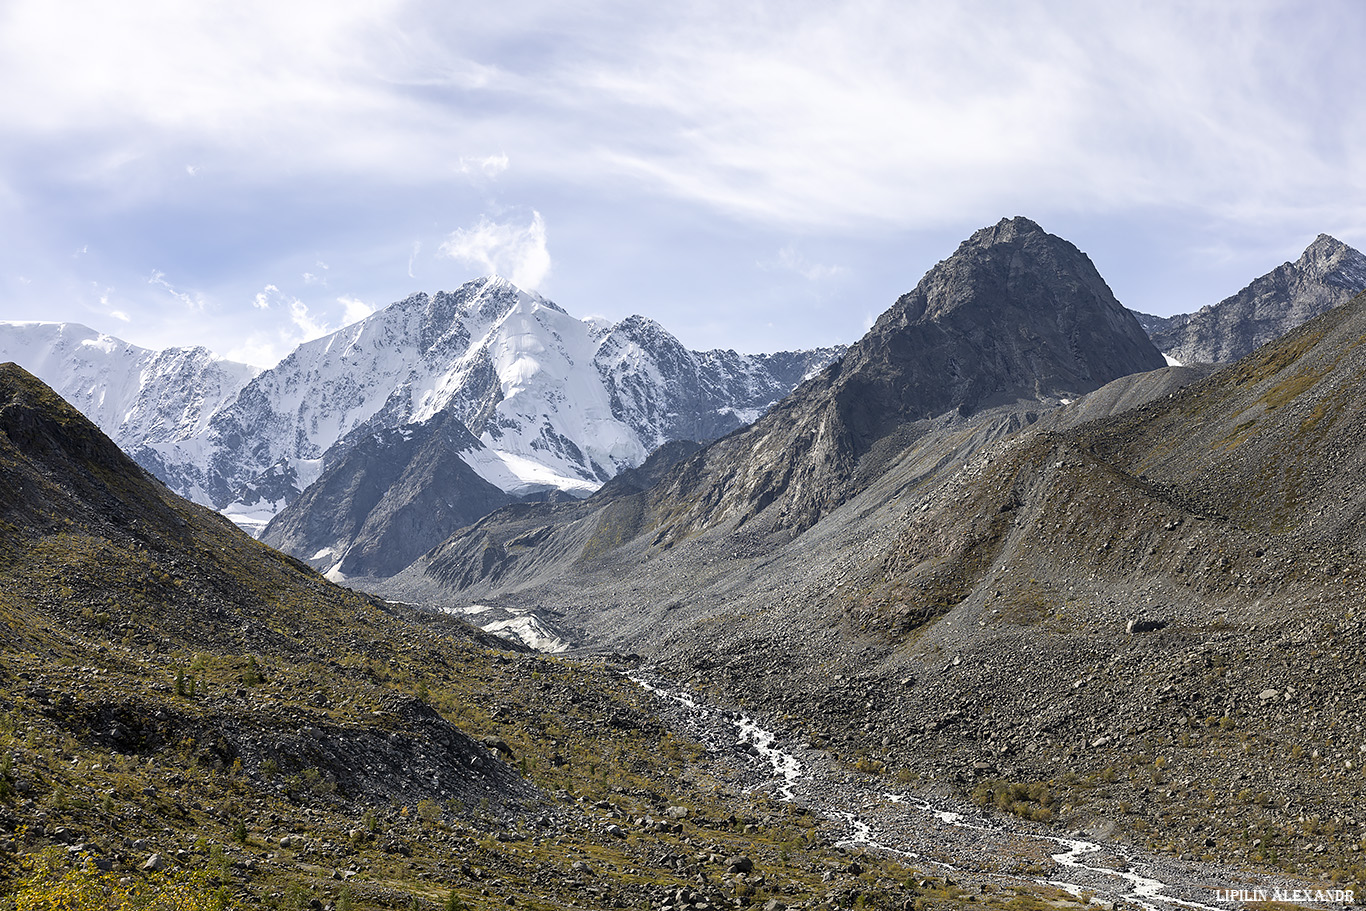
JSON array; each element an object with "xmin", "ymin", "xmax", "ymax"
[
  {"xmin": 460, "ymin": 446, "xmax": 601, "ymax": 497},
  {"xmin": 438, "ymin": 604, "xmax": 496, "ymax": 617},
  {"xmin": 480, "ymin": 615, "xmax": 570, "ymax": 653},
  {"xmin": 1163, "ymin": 353, "xmax": 1184, "ymax": 367},
  {"xmin": 220, "ymin": 500, "xmax": 287, "ymax": 539},
  {"xmin": 310, "ymin": 547, "xmax": 335, "ymax": 561},
  {"xmin": 438, "ymin": 604, "xmax": 570, "ymax": 652}
]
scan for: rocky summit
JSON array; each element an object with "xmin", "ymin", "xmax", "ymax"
[{"xmin": 1134, "ymin": 233, "xmax": 1366, "ymax": 364}]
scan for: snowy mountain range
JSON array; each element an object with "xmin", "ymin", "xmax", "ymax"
[
  {"xmin": 0, "ymin": 278, "xmax": 843, "ymax": 536},
  {"xmin": 0, "ymin": 321, "xmax": 258, "ymax": 452}
]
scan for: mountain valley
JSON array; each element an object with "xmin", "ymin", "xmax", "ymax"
[{"xmin": 2, "ymin": 217, "xmax": 1365, "ymax": 909}]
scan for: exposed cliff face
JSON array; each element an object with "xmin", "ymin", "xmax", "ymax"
[
  {"xmin": 1136, "ymin": 234, "xmax": 1366, "ymax": 364},
  {"xmin": 640, "ymin": 216, "xmax": 1166, "ymax": 538}
]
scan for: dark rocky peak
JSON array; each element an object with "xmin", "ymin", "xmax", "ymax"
[
  {"xmin": 895, "ymin": 216, "xmax": 1130, "ymax": 328},
  {"xmin": 634, "ymin": 218, "xmax": 1164, "ymax": 538},
  {"xmin": 839, "ymin": 216, "xmax": 1162, "ymax": 430}
]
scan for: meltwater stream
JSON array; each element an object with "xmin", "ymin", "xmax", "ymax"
[{"xmin": 630, "ymin": 670, "xmax": 1336, "ymax": 911}]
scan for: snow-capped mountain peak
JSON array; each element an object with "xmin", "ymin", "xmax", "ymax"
[
  {"xmin": 3, "ymin": 279, "xmax": 845, "ymax": 537},
  {"xmin": 0, "ymin": 320, "xmax": 258, "ymax": 450}
]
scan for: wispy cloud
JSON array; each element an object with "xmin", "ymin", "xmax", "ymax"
[
  {"xmin": 440, "ymin": 211, "xmax": 551, "ymax": 290},
  {"xmin": 252, "ymin": 285, "xmax": 279, "ymax": 310},
  {"xmin": 2, "ymin": 2, "xmax": 1364, "ymax": 358},
  {"xmin": 762, "ymin": 245, "xmax": 844, "ymax": 281},
  {"xmin": 288, "ymin": 299, "xmax": 330, "ymax": 341},
  {"xmin": 148, "ymin": 270, "xmax": 207, "ymax": 311},
  {"xmin": 407, "ymin": 240, "xmax": 421, "ymax": 279},
  {"xmin": 3, "ymin": 2, "xmax": 1358, "ymax": 234},
  {"xmin": 458, "ymin": 153, "xmax": 509, "ymax": 178}
]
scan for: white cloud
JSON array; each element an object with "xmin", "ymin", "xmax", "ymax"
[
  {"xmin": 185, "ymin": 165, "xmax": 199, "ymax": 176},
  {"xmin": 109, "ymin": 310, "xmax": 130, "ymax": 322},
  {"xmin": 302, "ymin": 272, "xmax": 325, "ymax": 286},
  {"xmin": 338, "ymin": 295, "xmax": 374, "ymax": 324},
  {"xmin": 763, "ymin": 246, "xmax": 844, "ymax": 281},
  {"xmin": 2, "ymin": 1, "xmax": 1359, "ymax": 237},
  {"xmin": 148, "ymin": 270, "xmax": 207, "ymax": 311},
  {"xmin": 458, "ymin": 153, "xmax": 510, "ymax": 178},
  {"xmin": 252, "ymin": 285, "xmax": 279, "ymax": 310},
  {"xmin": 239, "ymin": 285, "xmax": 372, "ymax": 364},
  {"xmin": 288, "ymin": 299, "xmax": 330, "ymax": 341},
  {"xmin": 440, "ymin": 211, "xmax": 551, "ymax": 290},
  {"xmin": 254, "ymin": 284, "xmax": 331, "ymax": 341}
]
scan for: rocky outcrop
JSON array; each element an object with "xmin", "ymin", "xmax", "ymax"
[
  {"xmin": 641, "ymin": 216, "xmax": 1165, "ymax": 538},
  {"xmin": 1134, "ymin": 234, "xmax": 1366, "ymax": 364}
]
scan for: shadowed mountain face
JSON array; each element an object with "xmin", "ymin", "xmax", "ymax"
[
  {"xmin": 260, "ymin": 411, "xmax": 515, "ymax": 579},
  {"xmin": 634, "ymin": 216, "xmax": 1166, "ymax": 538},
  {"xmin": 1134, "ymin": 233, "xmax": 1366, "ymax": 364}
]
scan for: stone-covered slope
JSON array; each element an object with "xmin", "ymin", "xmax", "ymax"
[
  {"xmin": 0, "ymin": 361, "xmax": 530, "ymax": 812},
  {"xmin": 1134, "ymin": 233, "xmax": 1366, "ymax": 364},
  {"xmin": 393, "ymin": 291, "xmax": 1366, "ymax": 888}
]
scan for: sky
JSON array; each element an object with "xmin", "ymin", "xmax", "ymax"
[{"xmin": 1, "ymin": 1, "xmax": 1364, "ymax": 368}]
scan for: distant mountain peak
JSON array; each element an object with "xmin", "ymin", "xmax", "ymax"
[
  {"xmin": 1298, "ymin": 233, "xmax": 1366, "ymax": 288},
  {"xmin": 1138, "ymin": 234, "xmax": 1366, "ymax": 364}
]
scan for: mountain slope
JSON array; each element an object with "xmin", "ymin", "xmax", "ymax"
[
  {"xmin": 384, "ymin": 284, "xmax": 1366, "ymax": 890},
  {"xmin": 0, "ymin": 361, "xmax": 529, "ymax": 811},
  {"xmin": 260, "ymin": 411, "xmax": 516, "ymax": 578},
  {"xmin": 0, "ymin": 361, "xmax": 1012, "ymax": 911},
  {"xmin": 1134, "ymin": 233, "xmax": 1366, "ymax": 364},
  {"xmin": 639, "ymin": 215, "xmax": 1165, "ymax": 538}
]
